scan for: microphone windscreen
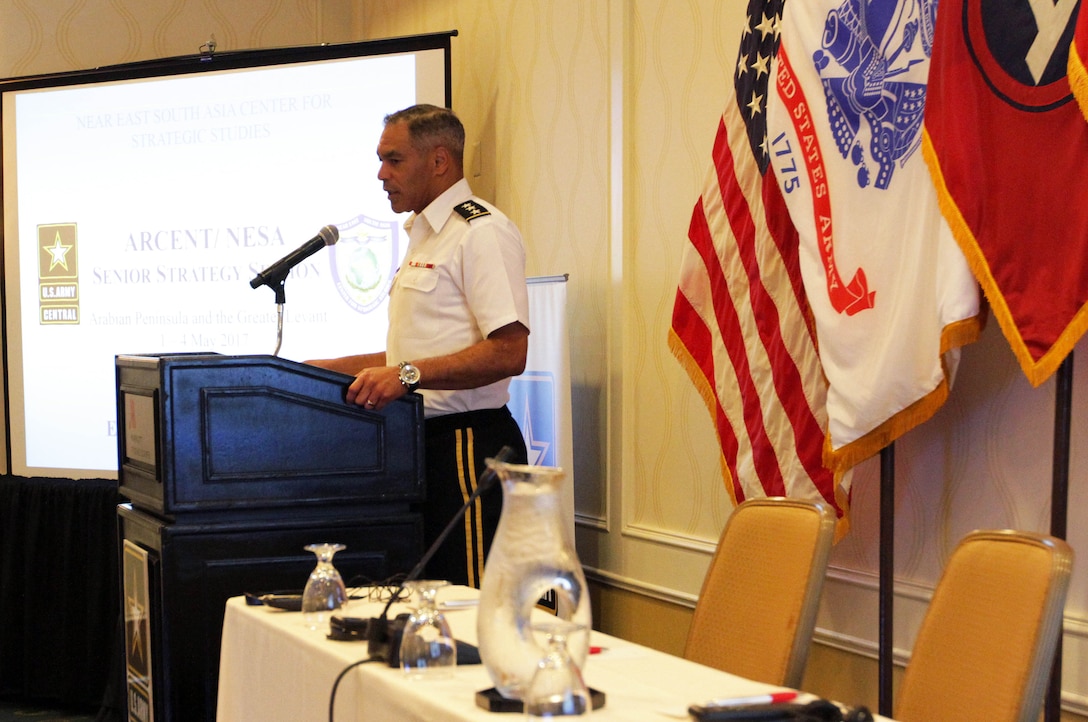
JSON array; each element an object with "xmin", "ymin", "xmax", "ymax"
[{"xmin": 320, "ymin": 225, "xmax": 339, "ymax": 246}]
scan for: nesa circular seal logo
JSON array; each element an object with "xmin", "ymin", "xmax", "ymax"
[{"xmin": 329, "ymin": 214, "xmax": 400, "ymax": 314}]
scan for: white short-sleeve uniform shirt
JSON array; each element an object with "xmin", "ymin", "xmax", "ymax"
[{"xmin": 386, "ymin": 178, "xmax": 530, "ymax": 418}]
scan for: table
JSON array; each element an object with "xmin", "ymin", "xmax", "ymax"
[{"xmin": 217, "ymin": 587, "xmax": 894, "ymax": 721}]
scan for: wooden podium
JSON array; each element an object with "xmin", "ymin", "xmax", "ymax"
[{"xmin": 114, "ymin": 353, "xmax": 425, "ymax": 722}]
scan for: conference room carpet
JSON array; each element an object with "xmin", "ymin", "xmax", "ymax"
[{"xmin": 0, "ymin": 699, "xmax": 97, "ymax": 721}]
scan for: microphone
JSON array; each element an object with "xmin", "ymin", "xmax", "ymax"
[
  {"xmin": 366, "ymin": 445, "xmax": 515, "ymax": 663},
  {"xmin": 249, "ymin": 224, "xmax": 339, "ymax": 289}
]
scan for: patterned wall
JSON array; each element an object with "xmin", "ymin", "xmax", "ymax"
[
  {"xmin": 3, "ymin": 0, "xmax": 1086, "ymax": 710},
  {"xmin": 357, "ymin": 0, "xmax": 615, "ymax": 528},
  {"xmin": 0, "ymin": 0, "xmax": 336, "ymax": 76}
]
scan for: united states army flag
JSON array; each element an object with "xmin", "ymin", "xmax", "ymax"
[{"xmin": 766, "ymin": 0, "xmax": 982, "ymax": 469}]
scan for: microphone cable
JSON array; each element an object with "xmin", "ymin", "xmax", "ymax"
[{"xmin": 328, "ymin": 655, "xmax": 385, "ymax": 722}]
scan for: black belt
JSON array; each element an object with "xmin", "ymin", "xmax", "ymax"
[{"xmin": 424, "ymin": 406, "xmax": 514, "ymax": 435}]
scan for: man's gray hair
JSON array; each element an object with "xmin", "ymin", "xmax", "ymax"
[{"xmin": 384, "ymin": 104, "xmax": 465, "ymax": 162}]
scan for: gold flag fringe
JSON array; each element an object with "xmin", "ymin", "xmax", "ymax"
[
  {"xmin": 668, "ymin": 327, "xmax": 852, "ymax": 542},
  {"xmin": 922, "ymin": 127, "xmax": 1088, "ymax": 388},
  {"xmin": 1070, "ymin": 38, "xmax": 1088, "ymax": 123},
  {"xmin": 822, "ymin": 312, "xmax": 981, "ymax": 471}
]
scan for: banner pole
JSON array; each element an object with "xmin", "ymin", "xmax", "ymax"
[
  {"xmin": 878, "ymin": 443, "xmax": 895, "ymax": 717},
  {"xmin": 1045, "ymin": 352, "xmax": 1073, "ymax": 722}
]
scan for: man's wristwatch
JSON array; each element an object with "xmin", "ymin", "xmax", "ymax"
[{"xmin": 398, "ymin": 362, "xmax": 421, "ymax": 392}]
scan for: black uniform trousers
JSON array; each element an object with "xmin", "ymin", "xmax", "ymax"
[{"xmin": 421, "ymin": 406, "xmax": 528, "ymax": 588}]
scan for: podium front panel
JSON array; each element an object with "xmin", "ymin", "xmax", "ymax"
[{"xmin": 116, "ymin": 353, "xmax": 424, "ymax": 517}]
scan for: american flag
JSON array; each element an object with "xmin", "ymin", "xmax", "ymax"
[{"xmin": 668, "ymin": 0, "xmax": 847, "ymax": 521}]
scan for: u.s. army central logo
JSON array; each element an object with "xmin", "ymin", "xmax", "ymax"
[
  {"xmin": 38, "ymin": 223, "xmax": 80, "ymax": 324},
  {"xmin": 122, "ymin": 540, "xmax": 153, "ymax": 722},
  {"xmin": 329, "ymin": 215, "xmax": 400, "ymax": 314}
]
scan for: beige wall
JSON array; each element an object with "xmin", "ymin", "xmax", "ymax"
[
  {"xmin": 0, "ymin": 1, "xmax": 346, "ymax": 73},
  {"xmin": 2, "ymin": 0, "xmax": 1087, "ymax": 716}
]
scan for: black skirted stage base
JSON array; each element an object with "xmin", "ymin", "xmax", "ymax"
[{"xmin": 0, "ymin": 475, "xmax": 121, "ymax": 717}]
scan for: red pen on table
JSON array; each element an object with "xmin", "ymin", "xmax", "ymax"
[
  {"xmin": 704, "ymin": 691, "xmax": 798, "ymax": 707},
  {"xmin": 589, "ymin": 646, "xmax": 606, "ymax": 654}
]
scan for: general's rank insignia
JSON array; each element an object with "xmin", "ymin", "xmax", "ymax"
[{"xmin": 454, "ymin": 200, "xmax": 491, "ymax": 221}]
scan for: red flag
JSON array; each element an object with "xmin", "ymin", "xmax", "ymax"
[
  {"xmin": 924, "ymin": 0, "xmax": 1088, "ymax": 386},
  {"xmin": 668, "ymin": 0, "xmax": 849, "ymax": 526},
  {"xmin": 1071, "ymin": 3, "xmax": 1088, "ymax": 119}
]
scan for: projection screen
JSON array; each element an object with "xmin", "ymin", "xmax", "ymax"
[{"xmin": 1, "ymin": 32, "xmax": 454, "ymax": 479}]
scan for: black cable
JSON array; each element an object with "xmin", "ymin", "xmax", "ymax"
[
  {"xmin": 328, "ymin": 655, "xmax": 384, "ymax": 722},
  {"xmin": 366, "ymin": 446, "xmax": 515, "ymax": 661},
  {"xmin": 377, "ymin": 445, "xmax": 514, "ymax": 621}
]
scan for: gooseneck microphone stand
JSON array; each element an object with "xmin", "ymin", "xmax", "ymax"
[
  {"xmin": 251, "ymin": 271, "xmax": 289, "ymax": 357},
  {"xmin": 249, "ymin": 225, "xmax": 339, "ymax": 356},
  {"xmin": 328, "ymin": 446, "xmax": 516, "ymax": 721},
  {"xmin": 269, "ymin": 276, "xmax": 287, "ymax": 357},
  {"xmin": 366, "ymin": 445, "xmax": 515, "ymax": 662}
]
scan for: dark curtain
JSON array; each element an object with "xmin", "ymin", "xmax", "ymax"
[{"xmin": 0, "ymin": 475, "xmax": 120, "ymax": 710}]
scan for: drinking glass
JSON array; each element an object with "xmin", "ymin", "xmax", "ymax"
[
  {"xmin": 301, "ymin": 543, "xmax": 347, "ymax": 629},
  {"xmin": 523, "ymin": 622, "xmax": 590, "ymax": 718},
  {"xmin": 399, "ymin": 580, "xmax": 457, "ymax": 678}
]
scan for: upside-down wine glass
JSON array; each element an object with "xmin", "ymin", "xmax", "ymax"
[
  {"xmin": 399, "ymin": 580, "xmax": 457, "ymax": 678},
  {"xmin": 523, "ymin": 621, "xmax": 590, "ymax": 718},
  {"xmin": 301, "ymin": 543, "xmax": 347, "ymax": 630}
]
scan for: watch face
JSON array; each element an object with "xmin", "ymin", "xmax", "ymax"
[{"xmin": 400, "ymin": 364, "xmax": 421, "ymax": 385}]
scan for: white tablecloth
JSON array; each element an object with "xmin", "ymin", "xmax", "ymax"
[{"xmin": 217, "ymin": 587, "xmax": 893, "ymax": 721}]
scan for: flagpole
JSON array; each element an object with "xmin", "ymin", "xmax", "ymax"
[
  {"xmin": 1045, "ymin": 352, "xmax": 1072, "ymax": 722},
  {"xmin": 878, "ymin": 443, "xmax": 895, "ymax": 717}
]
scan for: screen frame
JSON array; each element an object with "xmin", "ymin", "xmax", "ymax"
[{"xmin": 0, "ymin": 30, "xmax": 455, "ymax": 480}]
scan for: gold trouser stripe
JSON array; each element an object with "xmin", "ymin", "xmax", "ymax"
[{"xmin": 455, "ymin": 428, "xmax": 486, "ymax": 588}]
